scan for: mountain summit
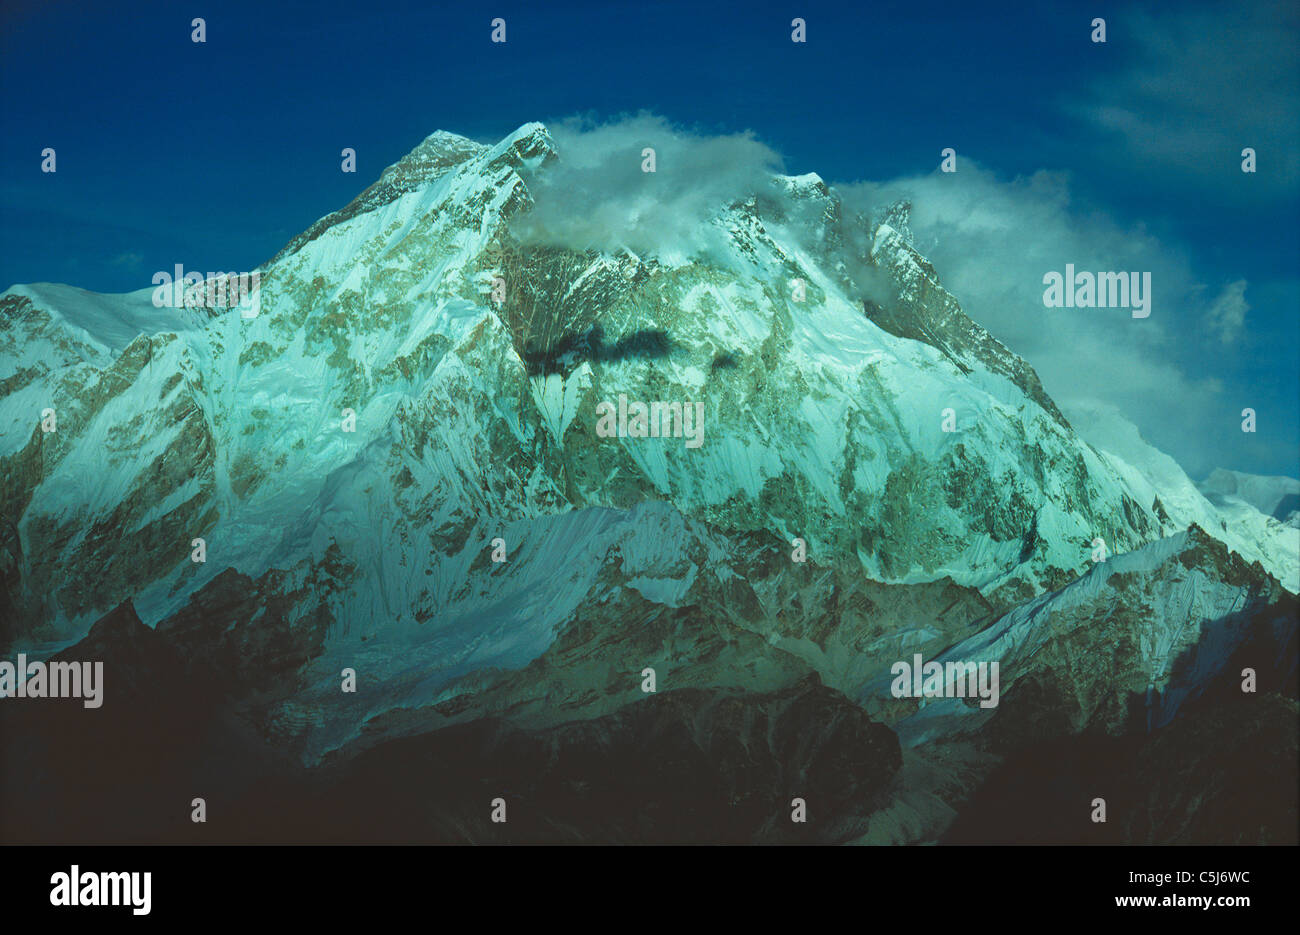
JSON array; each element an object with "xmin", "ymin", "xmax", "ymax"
[{"xmin": 1, "ymin": 123, "xmax": 1295, "ymax": 842}]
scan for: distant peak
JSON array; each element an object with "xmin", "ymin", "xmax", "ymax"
[
  {"xmin": 384, "ymin": 129, "xmax": 486, "ymax": 182},
  {"xmin": 780, "ymin": 172, "xmax": 828, "ymax": 193}
]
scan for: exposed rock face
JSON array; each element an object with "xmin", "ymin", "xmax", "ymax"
[
  {"xmin": 865, "ymin": 221, "xmax": 1069, "ymax": 428},
  {"xmin": 0, "ymin": 123, "xmax": 1295, "ymax": 844}
]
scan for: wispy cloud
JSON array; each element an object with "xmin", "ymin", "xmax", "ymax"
[
  {"xmin": 834, "ymin": 161, "xmax": 1249, "ymax": 477},
  {"xmin": 511, "ymin": 112, "xmax": 783, "ymax": 260},
  {"xmin": 1204, "ymin": 279, "xmax": 1250, "ymax": 344}
]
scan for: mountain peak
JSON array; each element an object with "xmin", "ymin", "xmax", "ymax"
[{"xmin": 267, "ymin": 122, "xmax": 556, "ymax": 268}]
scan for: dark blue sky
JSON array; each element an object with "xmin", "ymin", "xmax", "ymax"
[{"xmin": 1, "ymin": 0, "xmax": 1296, "ymax": 478}]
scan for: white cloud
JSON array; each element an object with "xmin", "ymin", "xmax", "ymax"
[
  {"xmin": 834, "ymin": 162, "xmax": 1239, "ymax": 477},
  {"xmin": 511, "ymin": 112, "xmax": 783, "ymax": 260}
]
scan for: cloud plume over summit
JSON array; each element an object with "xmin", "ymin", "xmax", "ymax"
[{"xmin": 510, "ymin": 112, "xmax": 784, "ymax": 260}]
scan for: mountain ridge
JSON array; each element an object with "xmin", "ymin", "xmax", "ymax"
[{"xmin": 1, "ymin": 121, "xmax": 1294, "ymax": 781}]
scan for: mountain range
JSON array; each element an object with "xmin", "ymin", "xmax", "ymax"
[{"xmin": 1, "ymin": 122, "xmax": 1295, "ymax": 843}]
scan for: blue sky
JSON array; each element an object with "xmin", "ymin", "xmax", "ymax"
[{"xmin": 1, "ymin": 0, "xmax": 1296, "ymax": 478}]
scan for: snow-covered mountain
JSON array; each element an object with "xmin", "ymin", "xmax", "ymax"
[
  {"xmin": 1, "ymin": 123, "xmax": 1295, "ymax": 843},
  {"xmin": 1065, "ymin": 403, "xmax": 1299, "ymax": 586},
  {"xmin": 1198, "ymin": 467, "xmax": 1300, "ymax": 526}
]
